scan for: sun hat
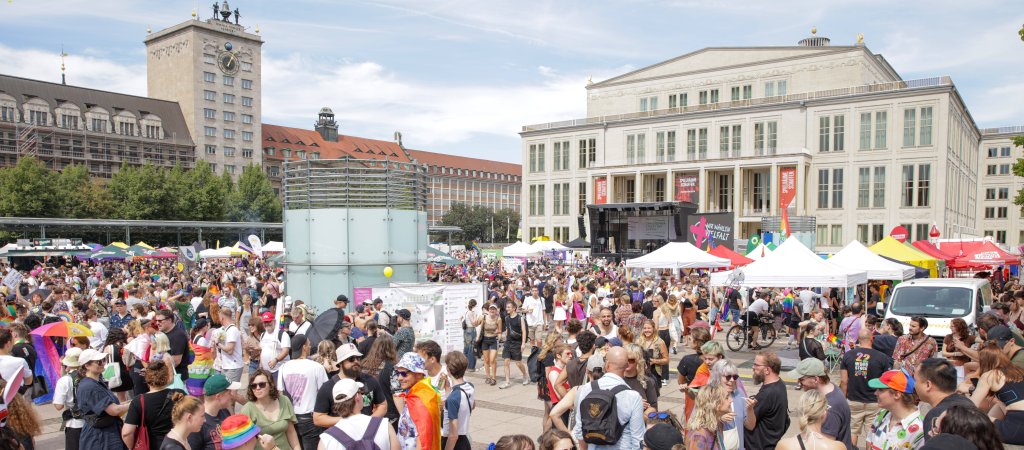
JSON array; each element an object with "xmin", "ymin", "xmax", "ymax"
[
  {"xmin": 204, "ymin": 373, "xmax": 242, "ymax": 396},
  {"xmin": 786, "ymin": 358, "xmax": 827, "ymax": 379},
  {"xmin": 395, "ymin": 352, "xmax": 428, "ymax": 375},
  {"xmin": 644, "ymin": 423, "xmax": 685, "ymax": 450},
  {"xmin": 335, "ymin": 343, "xmax": 363, "ymax": 363},
  {"xmin": 221, "ymin": 414, "xmax": 262, "ymax": 450},
  {"xmin": 332, "ymin": 378, "xmax": 364, "ymax": 402},
  {"xmin": 868, "ymin": 369, "xmax": 916, "ymax": 393},
  {"xmin": 78, "ymin": 349, "xmax": 107, "ymax": 365},
  {"xmin": 61, "ymin": 347, "xmax": 83, "ymax": 368}
]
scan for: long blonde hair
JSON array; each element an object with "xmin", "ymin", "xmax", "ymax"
[
  {"xmin": 798, "ymin": 389, "xmax": 829, "ymax": 433},
  {"xmin": 688, "ymin": 384, "xmax": 729, "ymax": 433},
  {"xmin": 538, "ymin": 332, "xmax": 563, "ymax": 360},
  {"xmin": 624, "ymin": 344, "xmax": 649, "ymax": 389},
  {"xmin": 152, "ymin": 332, "xmax": 170, "ymax": 355}
]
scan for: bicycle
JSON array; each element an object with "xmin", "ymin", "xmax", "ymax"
[{"xmin": 725, "ymin": 312, "xmax": 778, "ymax": 352}]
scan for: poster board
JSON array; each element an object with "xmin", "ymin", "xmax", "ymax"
[
  {"xmin": 369, "ymin": 283, "xmax": 485, "ymax": 353},
  {"xmin": 675, "ymin": 174, "xmax": 698, "ymax": 204}
]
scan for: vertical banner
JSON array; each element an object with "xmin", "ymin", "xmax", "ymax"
[
  {"xmin": 779, "ymin": 167, "xmax": 797, "ymax": 237},
  {"xmin": 247, "ymin": 234, "xmax": 264, "ymax": 258},
  {"xmin": 594, "ymin": 177, "xmax": 608, "ymax": 204},
  {"xmin": 674, "ymin": 173, "xmax": 699, "ymax": 204}
]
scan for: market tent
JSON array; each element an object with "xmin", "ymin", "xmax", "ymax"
[
  {"xmin": 565, "ymin": 237, "xmax": 590, "ymax": 249},
  {"xmin": 938, "ymin": 240, "xmax": 1021, "ymax": 267},
  {"xmin": 110, "ymin": 242, "xmax": 129, "ymax": 249},
  {"xmin": 426, "ymin": 246, "xmax": 464, "ymax": 265},
  {"xmin": 199, "ymin": 247, "xmax": 233, "ymax": 259},
  {"xmin": 708, "ymin": 245, "xmax": 754, "ymax": 267},
  {"xmin": 868, "ymin": 237, "xmax": 939, "ymax": 277},
  {"xmin": 135, "ymin": 242, "xmax": 156, "ymax": 249},
  {"xmin": 503, "ymin": 242, "xmax": 541, "ymax": 258},
  {"xmin": 625, "ymin": 242, "xmax": 731, "ymax": 270},
  {"xmin": 828, "ymin": 240, "xmax": 915, "ymax": 281},
  {"xmin": 745, "ymin": 243, "xmax": 774, "ymax": 260},
  {"xmin": 86, "ymin": 244, "xmax": 130, "ymax": 261},
  {"xmin": 262, "ymin": 241, "xmax": 285, "ymax": 253},
  {"xmin": 710, "ymin": 238, "xmax": 867, "ymax": 288},
  {"xmin": 125, "ymin": 245, "xmax": 176, "ymax": 259},
  {"xmin": 911, "ymin": 240, "xmax": 957, "ymax": 263},
  {"xmin": 532, "ymin": 240, "xmax": 569, "ymax": 252}
]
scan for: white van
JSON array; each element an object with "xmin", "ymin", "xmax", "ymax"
[{"xmin": 884, "ymin": 278, "xmax": 993, "ymax": 341}]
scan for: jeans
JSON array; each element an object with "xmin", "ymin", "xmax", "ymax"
[
  {"xmin": 463, "ymin": 327, "xmax": 478, "ymax": 370},
  {"xmin": 295, "ymin": 414, "xmax": 322, "ymax": 450}
]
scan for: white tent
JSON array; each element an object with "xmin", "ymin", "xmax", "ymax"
[
  {"xmin": 531, "ymin": 240, "xmax": 568, "ymax": 252},
  {"xmin": 199, "ymin": 247, "xmax": 233, "ymax": 259},
  {"xmin": 710, "ymin": 238, "xmax": 867, "ymax": 288},
  {"xmin": 503, "ymin": 242, "xmax": 542, "ymax": 257},
  {"xmin": 262, "ymin": 241, "xmax": 285, "ymax": 253},
  {"xmin": 745, "ymin": 243, "xmax": 774, "ymax": 260},
  {"xmin": 828, "ymin": 240, "xmax": 916, "ymax": 281},
  {"xmin": 625, "ymin": 242, "xmax": 732, "ymax": 270}
]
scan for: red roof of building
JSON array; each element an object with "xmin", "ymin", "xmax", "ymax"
[
  {"xmin": 406, "ymin": 149, "xmax": 521, "ymax": 176},
  {"xmin": 261, "ymin": 124, "xmax": 413, "ymax": 163}
]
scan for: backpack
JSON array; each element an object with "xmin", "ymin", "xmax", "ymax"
[
  {"xmin": 322, "ymin": 416, "xmax": 384, "ymax": 450},
  {"xmin": 579, "ymin": 381, "xmax": 630, "ymax": 445},
  {"xmin": 380, "ymin": 310, "xmax": 397, "ymax": 335},
  {"xmin": 61, "ymin": 372, "xmax": 84, "ymax": 422}
]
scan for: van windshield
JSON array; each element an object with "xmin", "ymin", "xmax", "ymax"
[{"xmin": 889, "ymin": 286, "xmax": 972, "ymax": 318}]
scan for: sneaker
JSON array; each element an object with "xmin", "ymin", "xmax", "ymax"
[
  {"xmin": 499, "ymin": 382, "xmax": 511, "ymax": 389},
  {"xmin": 522, "ymin": 379, "xmax": 531, "ymax": 386}
]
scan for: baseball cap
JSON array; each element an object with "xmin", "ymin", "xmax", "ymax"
[
  {"xmin": 260, "ymin": 311, "xmax": 274, "ymax": 322},
  {"xmin": 335, "ymin": 295, "xmax": 349, "ymax": 304},
  {"xmin": 396, "ymin": 309, "xmax": 411, "ymax": 320},
  {"xmin": 644, "ymin": 423, "xmax": 684, "ymax": 450},
  {"xmin": 987, "ymin": 324, "xmax": 1013, "ymax": 348},
  {"xmin": 332, "ymin": 378, "xmax": 364, "ymax": 402},
  {"xmin": 78, "ymin": 349, "xmax": 107, "ymax": 365},
  {"xmin": 786, "ymin": 358, "xmax": 826, "ymax": 379},
  {"xmin": 335, "ymin": 343, "xmax": 363, "ymax": 362},
  {"xmin": 868, "ymin": 369, "xmax": 916, "ymax": 393},
  {"xmin": 595, "ymin": 337, "xmax": 609, "ymax": 348},
  {"xmin": 204, "ymin": 373, "xmax": 242, "ymax": 396},
  {"xmin": 586, "ymin": 353, "xmax": 605, "ymax": 373},
  {"xmin": 289, "ymin": 333, "xmax": 307, "ymax": 359}
]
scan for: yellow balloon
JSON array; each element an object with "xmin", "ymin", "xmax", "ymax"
[{"xmin": 383, "ymin": 266, "xmax": 394, "ymax": 278}]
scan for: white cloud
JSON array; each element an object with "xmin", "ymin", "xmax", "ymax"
[{"xmin": 0, "ymin": 44, "xmax": 146, "ymax": 95}]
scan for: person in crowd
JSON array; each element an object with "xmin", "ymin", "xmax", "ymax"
[
  {"xmin": 123, "ymin": 359, "xmax": 188, "ymax": 449},
  {"xmin": 965, "ymin": 341, "xmax": 1024, "ymax": 445},
  {"xmin": 571, "ymin": 347, "xmax": 644, "ymax": 450},
  {"xmin": 361, "ymin": 335, "xmax": 400, "ymax": 425},
  {"xmin": 892, "ymin": 316, "xmax": 938, "ymax": 373},
  {"xmin": 594, "ymin": 307, "xmax": 619, "ymax": 340},
  {"xmin": 538, "ymin": 428, "xmax": 574, "ymax": 450},
  {"xmin": 394, "ymin": 352, "xmax": 442, "ymax": 450},
  {"xmin": 240, "ymin": 368, "xmax": 300, "ymax": 450},
  {"xmin": 837, "ymin": 303, "xmax": 865, "ymax": 353},
  {"xmin": 0, "ymin": 377, "xmax": 41, "ymax": 450},
  {"xmin": 86, "ymin": 308, "xmax": 109, "ymax": 349},
  {"xmin": 544, "ymin": 342, "xmax": 573, "ymax": 429},
  {"xmin": 313, "ymin": 343, "xmax": 387, "ymax": 429},
  {"xmin": 637, "ymin": 320, "xmax": 669, "ymax": 385},
  {"xmin": 357, "ymin": 319, "xmax": 380, "ymax": 357},
  {"xmin": 562, "ymin": 329, "xmax": 596, "ymax": 388},
  {"xmin": 393, "ymin": 309, "xmax": 415, "ymax": 356},
  {"xmin": 54, "ymin": 347, "xmax": 85, "ymax": 450},
  {"xmin": 319, "ymin": 378, "xmax": 399, "ymax": 450},
  {"xmin": 677, "ymin": 327, "xmax": 712, "ymax": 421},
  {"xmin": 745, "ymin": 351, "xmax": 790, "ymax": 450},
  {"xmin": 623, "ymin": 343, "xmax": 658, "ymax": 413},
  {"xmin": 493, "ymin": 435, "xmax": 536, "ymax": 450},
  {"xmin": 874, "ymin": 318, "xmax": 902, "ymax": 358},
  {"xmin": 775, "ymin": 390, "xmax": 846, "ymax": 450},
  {"xmin": 839, "ymin": 326, "xmax": 892, "ymax": 448},
  {"xmin": 110, "ymin": 298, "xmax": 132, "ymax": 330},
  {"xmin": 915, "ymin": 358, "xmax": 976, "ymax": 441},
  {"xmin": 686, "ymin": 383, "xmax": 732, "ymax": 450},
  {"xmin": 102, "ymin": 326, "xmax": 134, "ymax": 402},
  {"xmin": 276, "ymin": 333, "xmax": 327, "ymax": 450},
  {"xmin": 313, "ymin": 340, "xmax": 339, "ymax": 379},
  {"xmin": 442, "ymin": 351, "xmax": 474, "ymax": 450},
  {"xmin": 476, "ymin": 304, "xmax": 502, "ymax": 386},
  {"xmin": 788, "ymin": 358, "xmax": 853, "ymax": 450},
  {"xmin": 187, "ymin": 373, "xmax": 241, "ymax": 450},
  {"xmin": 523, "ymin": 286, "xmax": 546, "ymax": 347},
  {"xmin": 155, "ymin": 309, "xmax": 190, "ymax": 384},
  {"xmin": 259, "ymin": 311, "xmax": 290, "ymax": 376},
  {"xmin": 865, "ymin": 369, "xmax": 924, "ymax": 450},
  {"xmin": 499, "ymin": 301, "xmax": 530, "ymax": 389},
  {"xmin": 642, "ymin": 422, "xmax": 684, "ymax": 450},
  {"xmin": 0, "ymin": 328, "xmax": 32, "ymax": 390},
  {"xmin": 159, "ymin": 395, "xmax": 205, "ymax": 450},
  {"xmin": 218, "ymin": 414, "xmax": 277, "ymax": 450},
  {"xmin": 416, "ymin": 340, "xmax": 451, "ymax": 396},
  {"xmin": 462, "ymin": 299, "xmax": 480, "ymax": 372},
  {"xmin": 217, "ymin": 308, "xmax": 245, "ymax": 383},
  {"xmin": 706, "ymin": 359, "xmax": 746, "ymax": 450},
  {"xmin": 931, "ymin": 405, "xmax": 1004, "ymax": 450},
  {"xmin": 942, "ymin": 318, "xmax": 978, "ymax": 384},
  {"xmin": 798, "ymin": 321, "xmax": 826, "ymax": 361},
  {"xmin": 77, "ymin": 348, "xmax": 131, "ymax": 450},
  {"xmin": 287, "ymin": 305, "xmax": 312, "ymax": 337}
]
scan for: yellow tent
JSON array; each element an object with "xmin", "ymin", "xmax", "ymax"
[
  {"xmin": 110, "ymin": 242, "xmax": 129, "ymax": 248},
  {"xmin": 868, "ymin": 236, "xmax": 938, "ymax": 277},
  {"xmin": 136, "ymin": 242, "xmax": 155, "ymax": 249}
]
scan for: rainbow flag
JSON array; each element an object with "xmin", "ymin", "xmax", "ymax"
[
  {"xmin": 782, "ymin": 295, "xmax": 794, "ymax": 314},
  {"xmin": 31, "ymin": 335, "xmax": 60, "ymax": 404},
  {"xmin": 185, "ymin": 344, "xmax": 215, "ymax": 396},
  {"xmin": 57, "ymin": 311, "xmax": 73, "ymax": 322},
  {"xmin": 471, "ymin": 241, "xmax": 482, "ymax": 253},
  {"xmin": 402, "ymin": 377, "xmax": 441, "ymax": 450},
  {"xmin": 827, "ymin": 333, "xmax": 840, "ymax": 346}
]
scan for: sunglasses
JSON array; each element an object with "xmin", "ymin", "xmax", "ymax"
[
  {"xmin": 647, "ymin": 412, "xmax": 670, "ymax": 420},
  {"xmin": 395, "ymin": 370, "xmax": 411, "ymax": 378},
  {"xmin": 250, "ymin": 382, "xmax": 268, "ymax": 390},
  {"xmin": 723, "ymin": 374, "xmax": 740, "ymax": 381}
]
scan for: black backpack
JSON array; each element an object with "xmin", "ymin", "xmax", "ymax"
[{"xmin": 579, "ymin": 381, "xmax": 630, "ymax": 445}]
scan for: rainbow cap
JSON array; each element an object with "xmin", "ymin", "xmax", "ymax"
[
  {"xmin": 868, "ymin": 368, "xmax": 915, "ymax": 394},
  {"xmin": 221, "ymin": 414, "xmax": 261, "ymax": 449}
]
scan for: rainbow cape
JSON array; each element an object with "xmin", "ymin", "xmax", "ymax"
[
  {"xmin": 32, "ymin": 334, "xmax": 60, "ymax": 404},
  {"xmin": 782, "ymin": 295, "xmax": 794, "ymax": 313},
  {"xmin": 185, "ymin": 344, "xmax": 215, "ymax": 396},
  {"xmin": 402, "ymin": 377, "xmax": 441, "ymax": 450}
]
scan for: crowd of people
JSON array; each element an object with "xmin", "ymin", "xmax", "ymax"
[{"xmin": 0, "ymin": 250, "xmax": 1017, "ymax": 450}]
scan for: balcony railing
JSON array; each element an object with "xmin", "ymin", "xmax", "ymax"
[{"xmin": 523, "ymin": 76, "xmax": 953, "ymax": 132}]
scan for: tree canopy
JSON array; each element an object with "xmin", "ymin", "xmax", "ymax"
[{"xmin": 439, "ymin": 202, "xmax": 519, "ymax": 243}]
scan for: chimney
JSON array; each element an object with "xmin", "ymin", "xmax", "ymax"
[
  {"xmin": 314, "ymin": 107, "xmax": 339, "ymax": 142},
  {"xmin": 394, "ymin": 131, "xmax": 403, "ymax": 146}
]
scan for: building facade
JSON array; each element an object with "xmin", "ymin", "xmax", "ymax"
[
  {"xmin": 979, "ymin": 127, "xmax": 1024, "ymax": 248},
  {"xmin": 406, "ymin": 149, "xmax": 521, "ymax": 228},
  {"xmin": 145, "ymin": 7, "xmax": 263, "ymax": 176},
  {"xmin": 519, "ymin": 31, "xmax": 1014, "ymax": 253},
  {"xmin": 0, "ymin": 74, "xmax": 195, "ymax": 177}
]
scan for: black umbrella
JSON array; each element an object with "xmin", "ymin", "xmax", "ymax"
[
  {"xmin": 28, "ymin": 288, "xmax": 52, "ymax": 300},
  {"xmin": 306, "ymin": 308, "xmax": 343, "ymax": 349}
]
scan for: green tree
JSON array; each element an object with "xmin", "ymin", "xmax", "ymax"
[
  {"xmin": 439, "ymin": 202, "xmax": 515, "ymax": 242},
  {"xmin": 108, "ymin": 163, "xmax": 175, "ymax": 219},
  {"xmin": 0, "ymin": 157, "xmax": 57, "ymax": 217},
  {"xmin": 228, "ymin": 164, "xmax": 281, "ymax": 222},
  {"xmin": 493, "ymin": 207, "xmax": 521, "ymax": 243},
  {"xmin": 1012, "ymin": 136, "xmax": 1024, "ymax": 212},
  {"xmin": 55, "ymin": 164, "xmax": 113, "ymax": 218},
  {"xmin": 176, "ymin": 161, "xmax": 229, "ymax": 221}
]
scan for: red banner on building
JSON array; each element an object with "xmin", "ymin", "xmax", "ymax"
[
  {"xmin": 779, "ymin": 167, "xmax": 797, "ymax": 237},
  {"xmin": 594, "ymin": 177, "xmax": 608, "ymax": 204},
  {"xmin": 675, "ymin": 174, "xmax": 698, "ymax": 204}
]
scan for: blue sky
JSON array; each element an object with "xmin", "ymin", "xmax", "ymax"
[{"xmin": 1, "ymin": 0, "xmax": 1023, "ymax": 163}]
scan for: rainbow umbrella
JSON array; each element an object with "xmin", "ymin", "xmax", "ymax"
[{"xmin": 30, "ymin": 321, "xmax": 93, "ymax": 338}]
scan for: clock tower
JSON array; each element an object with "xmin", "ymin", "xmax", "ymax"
[{"xmin": 144, "ymin": 3, "xmax": 263, "ymax": 175}]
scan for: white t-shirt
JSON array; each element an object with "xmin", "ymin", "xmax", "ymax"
[
  {"xmin": 442, "ymin": 382, "xmax": 475, "ymax": 437},
  {"xmin": 88, "ymin": 321, "xmax": 108, "ymax": 349},
  {"xmin": 321, "ymin": 415, "xmax": 391, "ymax": 450},
  {"xmin": 748, "ymin": 299, "xmax": 770, "ymax": 315},
  {"xmin": 190, "ymin": 296, "xmax": 204, "ymax": 312},
  {"xmin": 259, "ymin": 330, "xmax": 291, "ymax": 371},
  {"xmin": 288, "ymin": 320, "xmax": 312, "ymax": 337},
  {"xmin": 277, "ymin": 358, "xmax": 328, "ymax": 414},
  {"xmin": 54, "ymin": 374, "xmax": 84, "ymax": 428},
  {"xmin": 522, "ymin": 296, "xmax": 545, "ymax": 326},
  {"xmin": 0, "ymin": 354, "xmax": 31, "ymax": 383},
  {"xmin": 217, "ymin": 325, "xmax": 244, "ymax": 370}
]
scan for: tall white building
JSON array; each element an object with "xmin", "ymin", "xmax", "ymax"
[{"xmin": 520, "ymin": 30, "xmax": 1021, "ymax": 254}]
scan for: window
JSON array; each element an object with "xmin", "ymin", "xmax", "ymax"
[
  {"xmin": 1002, "ymin": 147, "xmax": 1012, "ymax": 157},
  {"xmin": 225, "ymin": 165, "xmax": 235, "ymax": 174},
  {"xmin": 0, "ymin": 106, "xmax": 16, "ymax": 122},
  {"xmin": 241, "ymin": 79, "xmax": 253, "ymax": 89},
  {"xmin": 698, "ymin": 128, "xmax": 707, "ymax": 159},
  {"xmin": 743, "ymin": 85, "xmax": 752, "ymax": 100},
  {"xmin": 687, "ymin": 129, "xmax": 697, "ymax": 160},
  {"xmin": 699, "ymin": 91, "xmax": 708, "ymax": 105},
  {"xmin": 873, "ymin": 167, "xmax": 885, "ymax": 208},
  {"xmin": 638, "ymin": 96, "xmax": 657, "ymax": 112},
  {"xmin": 578, "ymin": 181, "xmax": 587, "ymax": 213},
  {"xmin": 1001, "ymin": 164, "xmax": 1011, "ymax": 175},
  {"xmin": 224, "ymin": 147, "xmax": 236, "ymax": 157},
  {"xmin": 859, "ymin": 112, "xmax": 872, "ymax": 150},
  {"xmin": 754, "ymin": 122, "xmax": 777, "ymax": 155},
  {"xmin": 529, "ymin": 185, "xmax": 545, "ymax": 215},
  {"xmin": 778, "ymin": 80, "xmax": 788, "ymax": 96},
  {"xmin": 731, "ymin": 86, "xmax": 740, "ymax": 102},
  {"xmin": 997, "ymin": 230, "xmax": 1007, "ymax": 244},
  {"xmin": 553, "ymin": 183, "xmax": 570, "ymax": 215},
  {"xmin": 1000, "ymin": 188, "xmax": 1010, "ymax": 200},
  {"xmin": 919, "ymin": 107, "xmax": 933, "ymax": 146},
  {"xmin": 710, "ymin": 89, "xmax": 719, "ymax": 104},
  {"xmin": 903, "ymin": 108, "xmax": 916, "ymax": 147},
  {"xmin": 310, "ymin": 151, "xmax": 319, "ymax": 160},
  {"xmin": 765, "ymin": 81, "xmax": 775, "ymax": 97},
  {"xmin": 818, "ymin": 169, "xmax": 830, "ymax": 209},
  {"xmin": 223, "ymin": 111, "xmax": 235, "ymax": 121},
  {"xmin": 680, "ymin": 93, "xmax": 687, "ymax": 107},
  {"xmin": 817, "ymin": 225, "xmax": 828, "ymax": 247},
  {"xmin": 858, "ymin": 167, "xmax": 870, "ymax": 208},
  {"xmin": 987, "ymin": 188, "xmax": 997, "ymax": 200},
  {"xmin": 917, "ymin": 164, "xmax": 930, "ymax": 207},
  {"xmin": 626, "ymin": 134, "xmax": 646, "ymax": 164},
  {"xmin": 902, "ymin": 165, "xmax": 914, "ymax": 207},
  {"xmin": 203, "ymin": 53, "xmax": 215, "ymax": 64},
  {"xmin": 988, "ymin": 165, "xmax": 998, "ymax": 175},
  {"xmin": 872, "ymin": 224, "xmax": 885, "ymax": 244},
  {"xmin": 833, "ymin": 115, "xmax": 845, "ymax": 151},
  {"xmin": 528, "ymin": 144, "xmax": 545, "ymax": 173},
  {"xmin": 669, "ymin": 94, "xmax": 687, "ymax": 108},
  {"xmin": 242, "ymin": 131, "xmax": 253, "ymax": 141},
  {"xmin": 145, "ymin": 125, "xmax": 161, "ymax": 139},
  {"xmin": 204, "ymin": 72, "xmax": 215, "ymax": 82},
  {"xmin": 553, "ymin": 141, "xmax": 565, "ymax": 171},
  {"xmin": 223, "ymin": 76, "xmax": 234, "ymax": 86},
  {"xmin": 204, "ymin": 108, "xmax": 216, "ymax": 119},
  {"xmin": 578, "ymin": 138, "xmax": 596, "ymax": 168},
  {"xmin": 91, "ymin": 118, "xmax": 108, "ymax": 132},
  {"xmin": 242, "ymin": 114, "xmax": 253, "ymax": 124},
  {"xmin": 831, "ymin": 169, "xmax": 844, "ymax": 208},
  {"xmin": 858, "ymin": 224, "xmax": 869, "ymax": 244},
  {"xmin": 241, "ymin": 61, "xmax": 252, "ymax": 72},
  {"xmin": 657, "ymin": 131, "xmax": 675, "ymax": 163},
  {"xmin": 241, "ymin": 97, "xmax": 253, "ymax": 107},
  {"xmin": 999, "ymin": 207, "xmax": 1009, "ymax": 219},
  {"xmin": 297, "ymin": 150, "xmax": 305, "ymax": 159},
  {"xmin": 204, "ymin": 126, "xmax": 216, "ymax": 137},
  {"xmin": 988, "ymin": 148, "xmax": 998, "ymax": 158},
  {"xmin": 720, "ymin": 126, "xmax": 730, "ymax": 156},
  {"xmin": 61, "ymin": 114, "xmax": 79, "ymax": 129},
  {"xmin": 204, "ymin": 90, "xmax": 216, "ymax": 101},
  {"xmin": 223, "ymin": 129, "xmax": 235, "ymax": 139},
  {"xmin": 875, "ymin": 111, "xmax": 887, "ymax": 149},
  {"xmin": 223, "ymin": 94, "xmax": 235, "ymax": 104},
  {"xmin": 205, "ymin": 145, "xmax": 216, "ymax": 155},
  {"xmin": 282, "ymin": 149, "xmax": 291, "ymax": 158},
  {"xmin": 118, "ymin": 121, "xmax": 135, "ymax": 136},
  {"xmin": 819, "ymin": 116, "xmax": 830, "ymax": 152},
  {"xmin": 27, "ymin": 110, "xmax": 47, "ymax": 125},
  {"xmin": 830, "ymin": 224, "xmax": 841, "ymax": 246},
  {"xmin": 731, "ymin": 125, "xmax": 741, "ymax": 155},
  {"xmin": 242, "ymin": 148, "xmax": 253, "ymax": 158}
]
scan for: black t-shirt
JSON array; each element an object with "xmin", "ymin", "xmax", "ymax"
[
  {"xmin": 727, "ymin": 290, "xmax": 741, "ymax": 309},
  {"xmin": 873, "ymin": 335, "xmax": 898, "ymax": 358},
  {"xmin": 624, "ymin": 375, "xmax": 659, "ymax": 411},
  {"xmin": 12, "ymin": 341, "xmax": 36, "ymax": 372},
  {"xmin": 159, "ymin": 437, "xmax": 188, "ymax": 450},
  {"xmin": 187, "ymin": 409, "xmax": 231, "ymax": 450},
  {"xmin": 745, "ymin": 380, "xmax": 789, "ymax": 450},
  {"xmin": 839, "ymin": 347, "xmax": 892, "ymax": 403},
  {"xmin": 799, "ymin": 338, "xmax": 826, "ymax": 361},
  {"xmin": 923, "ymin": 393, "xmax": 975, "ymax": 440},
  {"xmin": 677, "ymin": 354, "xmax": 702, "ymax": 383},
  {"xmin": 314, "ymin": 373, "xmax": 387, "ymax": 417},
  {"xmin": 357, "ymin": 335, "xmax": 377, "ymax": 357},
  {"xmin": 165, "ymin": 326, "xmax": 190, "ymax": 380},
  {"xmin": 641, "ymin": 301, "xmax": 656, "ymax": 320},
  {"xmin": 125, "ymin": 389, "xmax": 187, "ymax": 449},
  {"xmin": 821, "ymin": 386, "xmax": 854, "ymax": 450}
]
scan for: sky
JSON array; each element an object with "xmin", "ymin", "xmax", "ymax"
[{"xmin": 1, "ymin": 0, "xmax": 1023, "ymax": 164}]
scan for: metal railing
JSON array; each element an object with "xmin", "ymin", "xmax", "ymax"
[
  {"xmin": 283, "ymin": 158, "xmax": 429, "ymax": 211},
  {"xmin": 523, "ymin": 76, "xmax": 953, "ymax": 132},
  {"xmin": 981, "ymin": 125, "xmax": 1024, "ymax": 135}
]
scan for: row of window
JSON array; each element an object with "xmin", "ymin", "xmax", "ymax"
[
  {"xmin": 428, "ymin": 166, "xmax": 519, "ymax": 182},
  {"xmin": 640, "ymin": 80, "xmax": 789, "ymax": 112},
  {"xmin": 203, "ymin": 145, "xmax": 254, "ymax": 158},
  {"xmin": 202, "ymin": 54, "xmax": 252, "ymax": 72},
  {"xmin": 1, "ymin": 106, "xmax": 164, "ymax": 139},
  {"xmin": 203, "ymin": 127, "xmax": 253, "ymax": 141},
  {"xmin": 985, "ymin": 188, "xmax": 1011, "ymax": 200},
  {"xmin": 986, "ymin": 164, "xmax": 1012, "ymax": 175},
  {"xmin": 203, "ymin": 108, "xmax": 254, "ymax": 124},
  {"xmin": 203, "ymin": 90, "xmax": 254, "ymax": 106},
  {"xmin": 820, "ymin": 107, "xmax": 933, "ymax": 153},
  {"xmin": 818, "ymin": 164, "xmax": 931, "ymax": 209},
  {"xmin": 202, "ymin": 72, "xmax": 254, "ymax": 89},
  {"xmin": 983, "ymin": 206, "xmax": 1009, "ymax": 219},
  {"xmin": 263, "ymin": 147, "xmax": 320, "ymax": 160},
  {"xmin": 529, "ymin": 182, "xmax": 589, "ymax": 216},
  {"xmin": 988, "ymin": 147, "xmax": 1013, "ymax": 158}
]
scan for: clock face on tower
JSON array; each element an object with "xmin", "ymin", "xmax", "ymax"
[{"xmin": 218, "ymin": 50, "xmax": 239, "ymax": 75}]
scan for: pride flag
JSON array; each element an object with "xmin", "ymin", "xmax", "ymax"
[
  {"xmin": 32, "ymin": 334, "xmax": 60, "ymax": 404},
  {"xmin": 782, "ymin": 294, "xmax": 794, "ymax": 314},
  {"xmin": 185, "ymin": 344, "xmax": 215, "ymax": 396},
  {"xmin": 402, "ymin": 377, "xmax": 441, "ymax": 450}
]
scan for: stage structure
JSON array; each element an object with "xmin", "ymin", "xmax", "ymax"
[
  {"xmin": 586, "ymin": 201, "xmax": 698, "ymax": 261},
  {"xmin": 282, "ymin": 158, "xmax": 429, "ymax": 313}
]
